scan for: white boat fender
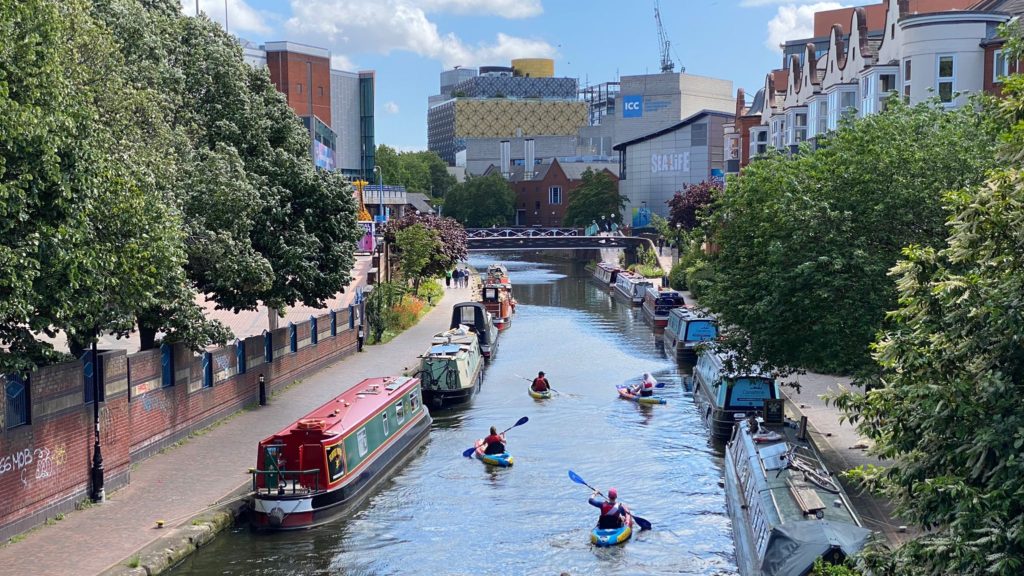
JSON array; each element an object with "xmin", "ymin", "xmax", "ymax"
[{"xmin": 268, "ymin": 507, "xmax": 286, "ymax": 527}]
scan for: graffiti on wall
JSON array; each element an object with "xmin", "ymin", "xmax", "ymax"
[{"xmin": 0, "ymin": 444, "xmax": 68, "ymax": 487}]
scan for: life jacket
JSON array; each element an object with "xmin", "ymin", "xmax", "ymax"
[
  {"xmin": 483, "ymin": 434, "xmax": 505, "ymax": 455},
  {"xmin": 532, "ymin": 377, "xmax": 549, "ymax": 392},
  {"xmin": 598, "ymin": 501, "xmax": 624, "ymax": 529},
  {"xmin": 639, "ymin": 378, "xmax": 656, "ymax": 397}
]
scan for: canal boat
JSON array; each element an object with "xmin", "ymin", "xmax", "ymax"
[
  {"xmin": 612, "ymin": 271, "xmax": 654, "ymax": 305},
  {"xmin": 616, "ymin": 384, "xmax": 667, "ymax": 405},
  {"xmin": 480, "ymin": 279, "xmax": 515, "ymax": 331},
  {"xmin": 528, "ymin": 386, "xmax": 553, "ymax": 400},
  {"xmin": 591, "ymin": 262, "xmax": 622, "ymax": 287},
  {"xmin": 591, "ymin": 514, "xmax": 634, "ymax": 547},
  {"xmin": 451, "ymin": 302, "xmax": 498, "ymax": 359},
  {"xmin": 663, "ymin": 308, "xmax": 718, "ymax": 359},
  {"xmin": 725, "ymin": 417, "xmax": 870, "ymax": 575},
  {"xmin": 693, "ymin": 349, "xmax": 782, "ymax": 441},
  {"xmin": 418, "ymin": 325, "xmax": 484, "ymax": 410},
  {"xmin": 249, "ymin": 376, "xmax": 431, "ymax": 530},
  {"xmin": 640, "ymin": 287, "xmax": 686, "ymax": 329},
  {"xmin": 473, "ymin": 439, "xmax": 514, "ymax": 467},
  {"xmin": 484, "ymin": 263, "xmax": 510, "ymax": 284}
]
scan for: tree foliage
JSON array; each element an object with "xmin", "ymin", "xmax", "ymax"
[
  {"xmin": 667, "ymin": 180, "xmax": 719, "ymax": 231},
  {"xmin": 703, "ymin": 101, "xmax": 996, "ymax": 374},
  {"xmin": 442, "ymin": 173, "xmax": 515, "ymax": 227},
  {"xmin": 562, "ymin": 169, "xmax": 627, "ymax": 227},
  {"xmin": 393, "ymin": 224, "xmax": 441, "ymax": 291},
  {"xmin": 381, "ymin": 213, "xmax": 467, "ymax": 280},
  {"xmin": 374, "ymin": 145, "xmax": 455, "ymax": 198}
]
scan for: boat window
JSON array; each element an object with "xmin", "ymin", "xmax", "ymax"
[
  {"xmin": 396, "ymin": 400, "xmax": 405, "ymax": 424},
  {"xmin": 725, "ymin": 378, "xmax": 776, "ymax": 408},
  {"xmin": 357, "ymin": 428, "xmax": 368, "ymax": 457},
  {"xmin": 484, "ymin": 288, "xmax": 497, "ymax": 300},
  {"xmin": 409, "ymin": 392, "xmax": 420, "ymax": 412},
  {"xmin": 382, "ymin": 412, "xmax": 390, "ymax": 436},
  {"xmin": 456, "ymin": 307, "xmax": 476, "ymax": 326}
]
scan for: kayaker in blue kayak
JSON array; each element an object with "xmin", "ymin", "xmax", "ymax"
[
  {"xmin": 589, "ymin": 488, "xmax": 629, "ymax": 529},
  {"xmin": 531, "ymin": 371, "xmax": 551, "ymax": 393},
  {"xmin": 482, "ymin": 426, "xmax": 506, "ymax": 455},
  {"xmin": 631, "ymin": 373, "xmax": 657, "ymax": 397}
]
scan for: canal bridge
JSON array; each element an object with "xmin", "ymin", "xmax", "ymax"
[{"xmin": 465, "ymin": 227, "xmax": 651, "ymax": 253}]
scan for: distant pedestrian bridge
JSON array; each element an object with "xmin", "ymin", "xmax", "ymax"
[{"xmin": 465, "ymin": 227, "xmax": 648, "ymax": 251}]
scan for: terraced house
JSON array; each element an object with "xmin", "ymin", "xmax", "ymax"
[{"xmin": 723, "ymin": 0, "xmax": 1021, "ymax": 174}]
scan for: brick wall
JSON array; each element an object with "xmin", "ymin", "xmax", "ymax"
[{"xmin": 0, "ymin": 304, "xmax": 362, "ymax": 541}]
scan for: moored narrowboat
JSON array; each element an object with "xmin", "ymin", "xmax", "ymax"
[
  {"xmin": 640, "ymin": 287, "xmax": 686, "ymax": 329},
  {"xmin": 693, "ymin": 349, "xmax": 781, "ymax": 440},
  {"xmin": 250, "ymin": 376, "xmax": 431, "ymax": 530},
  {"xmin": 592, "ymin": 262, "xmax": 622, "ymax": 287},
  {"xmin": 725, "ymin": 418, "xmax": 870, "ymax": 575},
  {"xmin": 663, "ymin": 308, "xmax": 718, "ymax": 358},
  {"xmin": 480, "ymin": 280, "xmax": 515, "ymax": 330},
  {"xmin": 612, "ymin": 272, "xmax": 654, "ymax": 305},
  {"xmin": 484, "ymin": 263, "xmax": 509, "ymax": 284},
  {"xmin": 417, "ymin": 325, "xmax": 484, "ymax": 409},
  {"xmin": 451, "ymin": 302, "xmax": 498, "ymax": 359}
]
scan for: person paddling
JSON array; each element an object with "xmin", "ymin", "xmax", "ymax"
[
  {"xmin": 482, "ymin": 426, "xmax": 506, "ymax": 455},
  {"xmin": 589, "ymin": 488, "xmax": 629, "ymax": 529},
  {"xmin": 531, "ymin": 371, "xmax": 551, "ymax": 393},
  {"xmin": 632, "ymin": 373, "xmax": 657, "ymax": 397}
]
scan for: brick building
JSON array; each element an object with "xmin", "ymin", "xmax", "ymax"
[{"xmin": 484, "ymin": 158, "xmax": 618, "ymax": 227}]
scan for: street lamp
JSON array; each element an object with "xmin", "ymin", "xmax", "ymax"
[
  {"xmin": 373, "ymin": 165, "xmax": 384, "ymax": 223},
  {"xmin": 90, "ymin": 331, "xmax": 104, "ymax": 502}
]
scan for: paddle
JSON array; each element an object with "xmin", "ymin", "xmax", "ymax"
[
  {"xmin": 461, "ymin": 416, "xmax": 529, "ymax": 458},
  {"xmin": 567, "ymin": 469, "xmax": 652, "ymax": 531},
  {"xmin": 516, "ymin": 374, "xmax": 560, "ymax": 395}
]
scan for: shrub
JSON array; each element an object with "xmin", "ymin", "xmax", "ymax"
[
  {"xmin": 685, "ymin": 260, "xmax": 714, "ymax": 300},
  {"xmin": 416, "ymin": 281, "xmax": 444, "ymax": 304},
  {"xmin": 628, "ymin": 263, "xmax": 663, "ymax": 278},
  {"xmin": 392, "ymin": 296, "xmax": 426, "ymax": 330},
  {"xmin": 669, "ymin": 262, "xmax": 687, "ymax": 290}
]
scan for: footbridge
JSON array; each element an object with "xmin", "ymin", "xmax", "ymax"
[{"xmin": 465, "ymin": 227, "xmax": 650, "ymax": 252}]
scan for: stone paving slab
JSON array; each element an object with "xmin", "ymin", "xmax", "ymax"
[{"xmin": 0, "ymin": 278, "xmax": 473, "ymax": 576}]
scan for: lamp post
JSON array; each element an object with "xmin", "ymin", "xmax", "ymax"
[
  {"xmin": 90, "ymin": 333, "xmax": 104, "ymax": 502},
  {"xmin": 373, "ymin": 165, "xmax": 384, "ymax": 223},
  {"xmin": 258, "ymin": 373, "xmax": 267, "ymax": 406}
]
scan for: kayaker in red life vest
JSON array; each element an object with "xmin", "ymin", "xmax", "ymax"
[
  {"xmin": 631, "ymin": 372, "xmax": 657, "ymax": 397},
  {"xmin": 589, "ymin": 488, "xmax": 629, "ymax": 529},
  {"xmin": 483, "ymin": 426, "xmax": 506, "ymax": 455},
  {"xmin": 531, "ymin": 371, "xmax": 551, "ymax": 393}
]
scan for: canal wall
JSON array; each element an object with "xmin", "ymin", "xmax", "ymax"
[{"xmin": 0, "ymin": 304, "xmax": 363, "ymax": 544}]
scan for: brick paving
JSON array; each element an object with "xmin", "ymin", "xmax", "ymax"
[{"xmin": 0, "ymin": 275, "xmax": 474, "ymax": 576}]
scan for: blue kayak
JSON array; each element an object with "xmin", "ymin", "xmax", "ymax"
[
  {"xmin": 474, "ymin": 439, "xmax": 514, "ymax": 467},
  {"xmin": 591, "ymin": 514, "xmax": 634, "ymax": 547}
]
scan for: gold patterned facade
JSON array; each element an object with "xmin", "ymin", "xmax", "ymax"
[{"xmin": 453, "ymin": 100, "xmax": 588, "ymax": 139}]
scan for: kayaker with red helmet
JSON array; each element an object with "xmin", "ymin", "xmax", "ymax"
[{"xmin": 589, "ymin": 487, "xmax": 629, "ymax": 529}]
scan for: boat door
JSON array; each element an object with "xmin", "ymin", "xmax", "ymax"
[{"xmin": 299, "ymin": 443, "xmax": 325, "ymax": 491}]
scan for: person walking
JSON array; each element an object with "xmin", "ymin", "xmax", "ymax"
[{"xmin": 445, "ymin": 269, "xmax": 453, "ymax": 288}]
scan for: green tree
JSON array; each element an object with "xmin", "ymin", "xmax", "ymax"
[
  {"xmin": 442, "ymin": 173, "xmax": 515, "ymax": 227},
  {"xmin": 562, "ymin": 169, "xmax": 627, "ymax": 227},
  {"xmin": 373, "ymin": 146, "xmax": 454, "ymax": 198},
  {"xmin": 703, "ymin": 101, "xmax": 996, "ymax": 374},
  {"xmin": 393, "ymin": 224, "xmax": 441, "ymax": 291},
  {"xmin": 381, "ymin": 213, "xmax": 467, "ymax": 279}
]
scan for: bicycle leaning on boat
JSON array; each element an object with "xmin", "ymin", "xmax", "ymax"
[{"xmin": 776, "ymin": 445, "xmax": 841, "ymax": 494}]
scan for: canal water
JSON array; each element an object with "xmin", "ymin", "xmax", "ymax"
[{"xmin": 171, "ymin": 255, "xmax": 736, "ymax": 575}]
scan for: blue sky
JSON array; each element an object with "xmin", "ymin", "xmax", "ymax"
[{"xmin": 187, "ymin": 0, "xmax": 871, "ymax": 151}]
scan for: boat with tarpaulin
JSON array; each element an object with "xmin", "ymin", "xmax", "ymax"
[
  {"xmin": 450, "ymin": 302, "xmax": 498, "ymax": 359},
  {"xmin": 417, "ymin": 325, "xmax": 484, "ymax": 409},
  {"xmin": 725, "ymin": 417, "xmax": 870, "ymax": 575},
  {"xmin": 591, "ymin": 262, "xmax": 622, "ymax": 287},
  {"xmin": 640, "ymin": 287, "xmax": 686, "ymax": 329},
  {"xmin": 249, "ymin": 376, "xmax": 431, "ymax": 530}
]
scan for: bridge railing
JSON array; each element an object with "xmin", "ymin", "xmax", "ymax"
[{"xmin": 466, "ymin": 227, "xmax": 583, "ymax": 239}]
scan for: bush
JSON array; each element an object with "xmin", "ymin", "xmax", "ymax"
[
  {"xmin": 685, "ymin": 260, "xmax": 714, "ymax": 300},
  {"xmin": 416, "ymin": 281, "xmax": 444, "ymax": 304},
  {"xmin": 669, "ymin": 262, "xmax": 687, "ymax": 290},
  {"xmin": 628, "ymin": 263, "xmax": 663, "ymax": 278},
  {"xmin": 392, "ymin": 296, "xmax": 426, "ymax": 330},
  {"xmin": 811, "ymin": 559, "xmax": 861, "ymax": 576}
]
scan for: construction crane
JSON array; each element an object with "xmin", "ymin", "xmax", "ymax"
[{"xmin": 655, "ymin": 0, "xmax": 675, "ymax": 74}]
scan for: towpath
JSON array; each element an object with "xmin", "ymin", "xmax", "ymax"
[{"xmin": 0, "ymin": 279, "xmax": 475, "ymax": 576}]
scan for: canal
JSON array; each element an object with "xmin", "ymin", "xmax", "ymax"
[{"xmin": 171, "ymin": 255, "xmax": 736, "ymax": 575}]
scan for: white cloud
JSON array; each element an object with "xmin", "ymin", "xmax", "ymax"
[
  {"xmin": 183, "ymin": 0, "xmax": 272, "ymax": 35},
  {"xmin": 765, "ymin": 2, "xmax": 843, "ymax": 53},
  {"xmin": 285, "ymin": 0, "xmax": 556, "ymax": 68},
  {"xmin": 331, "ymin": 54, "xmax": 358, "ymax": 71},
  {"xmin": 420, "ymin": 0, "xmax": 543, "ymax": 18},
  {"xmin": 384, "ymin": 101, "xmax": 400, "ymax": 114}
]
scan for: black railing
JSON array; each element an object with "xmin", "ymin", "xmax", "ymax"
[
  {"xmin": 251, "ymin": 467, "xmax": 322, "ymax": 496},
  {"xmin": 5, "ymin": 375, "xmax": 29, "ymax": 429}
]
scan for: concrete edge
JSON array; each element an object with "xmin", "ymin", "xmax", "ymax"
[{"xmin": 99, "ymin": 483, "xmax": 250, "ymax": 576}]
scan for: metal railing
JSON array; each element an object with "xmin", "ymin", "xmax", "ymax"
[
  {"xmin": 466, "ymin": 227, "xmax": 582, "ymax": 238},
  {"xmin": 251, "ymin": 467, "xmax": 322, "ymax": 496}
]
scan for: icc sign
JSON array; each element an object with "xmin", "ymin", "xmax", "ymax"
[{"xmin": 623, "ymin": 95, "xmax": 643, "ymax": 118}]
